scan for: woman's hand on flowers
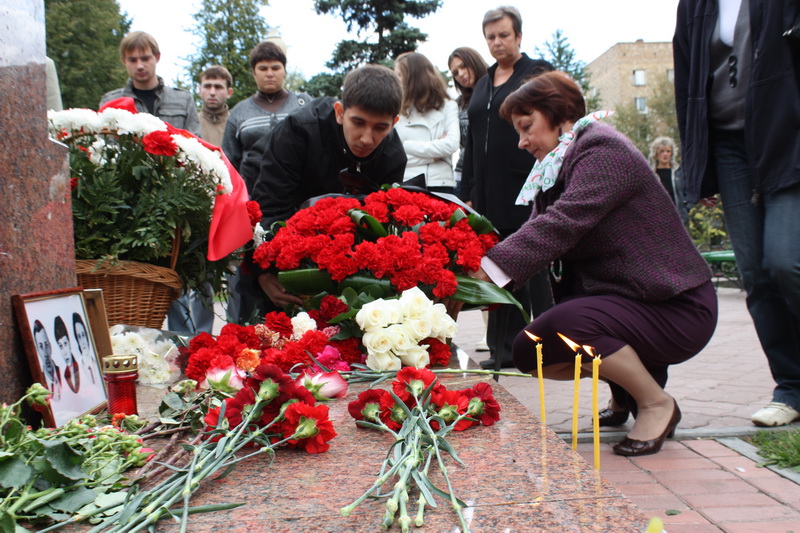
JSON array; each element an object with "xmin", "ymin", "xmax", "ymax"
[
  {"xmin": 468, "ymin": 266, "xmax": 492, "ymax": 283},
  {"xmin": 258, "ymin": 273, "xmax": 304, "ymax": 307}
]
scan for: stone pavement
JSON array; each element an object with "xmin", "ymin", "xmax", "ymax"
[{"xmin": 453, "ymin": 287, "xmax": 800, "ymax": 531}]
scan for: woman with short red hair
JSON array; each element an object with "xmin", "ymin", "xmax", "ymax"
[{"xmin": 471, "ymin": 71, "xmax": 718, "ymax": 456}]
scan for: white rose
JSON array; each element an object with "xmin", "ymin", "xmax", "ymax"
[
  {"xmin": 291, "ymin": 312, "xmax": 317, "ymax": 337},
  {"xmin": 404, "ymin": 317, "xmax": 433, "ymax": 341},
  {"xmin": 362, "ymin": 328, "xmax": 396, "ymax": 354},
  {"xmin": 438, "ymin": 314, "xmax": 459, "ymax": 341},
  {"xmin": 399, "ymin": 287, "xmax": 433, "ymax": 319},
  {"xmin": 366, "ymin": 351, "xmax": 402, "ymax": 372},
  {"xmin": 399, "ymin": 344, "xmax": 430, "ymax": 369},
  {"xmin": 385, "ymin": 324, "xmax": 414, "ymax": 353},
  {"xmin": 356, "ymin": 299, "xmax": 400, "ymax": 330},
  {"xmin": 428, "ymin": 303, "xmax": 449, "ymax": 336}
]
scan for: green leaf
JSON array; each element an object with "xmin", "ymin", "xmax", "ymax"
[
  {"xmin": 40, "ymin": 440, "xmax": 86, "ymax": 482},
  {"xmin": 467, "ymin": 212, "xmax": 497, "ymax": 234},
  {"xmin": 339, "ymin": 276, "xmax": 393, "ymax": 298},
  {"xmin": 449, "ymin": 208, "xmax": 468, "ymax": 226},
  {"xmin": 665, "ymin": 509, "xmax": 681, "ymax": 516},
  {"xmin": 411, "ymin": 471, "xmax": 437, "ymax": 507},
  {"xmin": 452, "ymin": 276, "xmax": 530, "ymax": 322},
  {"xmin": 2, "ymin": 419, "xmax": 25, "ymax": 444},
  {"xmin": 160, "ymin": 392, "xmax": 186, "ymax": 412},
  {"xmin": 50, "ymin": 487, "xmax": 97, "ymax": 513},
  {"xmin": 349, "ymin": 209, "xmax": 388, "ymax": 238},
  {"xmin": 0, "ymin": 512, "xmax": 16, "ymax": 533},
  {"xmin": 278, "ymin": 269, "xmax": 336, "ymax": 295},
  {"xmin": 0, "ymin": 456, "xmax": 33, "ymax": 488}
]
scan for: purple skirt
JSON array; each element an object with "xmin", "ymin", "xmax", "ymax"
[{"xmin": 511, "ymin": 280, "xmax": 718, "ymax": 385}]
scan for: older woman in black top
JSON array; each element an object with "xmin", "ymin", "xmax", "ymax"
[{"xmin": 460, "ymin": 6, "xmax": 554, "ymax": 369}]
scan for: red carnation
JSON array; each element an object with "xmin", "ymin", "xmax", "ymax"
[
  {"xmin": 422, "ymin": 338, "xmax": 452, "ymax": 367},
  {"xmin": 430, "ymin": 389, "xmax": 472, "ymax": 431},
  {"xmin": 246, "ymin": 200, "xmax": 263, "ymax": 227},
  {"xmin": 281, "ymin": 402, "xmax": 337, "ymax": 454},
  {"xmin": 142, "ymin": 130, "xmax": 179, "ymax": 156},
  {"xmin": 264, "ymin": 312, "xmax": 293, "ymax": 338},
  {"xmin": 392, "ymin": 367, "xmax": 440, "ymax": 403},
  {"xmin": 319, "ymin": 295, "xmax": 349, "ymax": 322},
  {"xmin": 461, "ymin": 382, "xmax": 501, "ymax": 426},
  {"xmin": 348, "ymin": 389, "xmax": 389, "ymax": 424}
]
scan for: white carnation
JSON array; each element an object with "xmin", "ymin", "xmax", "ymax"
[{"xmin": 291, "ymin": 312, "xmax": 317, "ymax": 337}]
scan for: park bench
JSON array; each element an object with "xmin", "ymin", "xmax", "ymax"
[{"xmin": 701, "ymin": 250, "xmax": 743, "ymax": 290}]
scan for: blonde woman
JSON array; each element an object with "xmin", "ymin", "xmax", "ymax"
[{"xmin": 648, "ymin": 136, "xmax": 689, "ymax": 225}]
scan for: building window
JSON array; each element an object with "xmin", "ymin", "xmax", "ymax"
[
  {"xmin": 635, "ymin": 96, "xmax": 648, "ymax": 113},
  {"xmin": 633, "ymin": 69, "xmax": 646, "ymax": 86},
  {"xmin": 667, "ymin": 69, "xmax": 674, "ymax": 82}
]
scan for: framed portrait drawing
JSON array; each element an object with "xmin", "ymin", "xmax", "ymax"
[{"xmin": 13, "ymin": 288, "xmax": 108, "ymax": 427}]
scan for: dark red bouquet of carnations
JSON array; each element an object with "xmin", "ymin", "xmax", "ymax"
[{"xmin": 252, "ymin": 186, "xmax": 523, "ymax": 312}]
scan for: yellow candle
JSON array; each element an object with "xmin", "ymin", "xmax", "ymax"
[
  {"xmin": 557, "ymin": 333, "xmax": 583, "ymax": 451},
  {"xmin": 590, "ymin": 351, "xmax": 601, "ymax": 470},
  {"xmin": 524, "ymin": 331, "xmax": 546, "ymax": 425},
  {"xmin": 572, "ymin": 351, "xmax": 581, "ymax": 450},
  {"xmin": 536, "ymin": 342, "xmax": 546, "ymax": 425}
]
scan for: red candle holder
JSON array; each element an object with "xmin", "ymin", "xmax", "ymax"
[{"xmin": 103, "ymin": 354, "xmax": 139, "ymax": 416}]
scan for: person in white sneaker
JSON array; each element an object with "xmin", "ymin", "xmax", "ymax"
[{"xmin": 675, "ymin": 0, "xmax": 800, "ymax": 428}]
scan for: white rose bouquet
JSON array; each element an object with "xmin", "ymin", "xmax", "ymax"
[{"xmin": 355, "ymin": 287, "xmax": 458, "ymax": 371}]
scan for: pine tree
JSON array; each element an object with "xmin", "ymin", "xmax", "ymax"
[
  {"xmin": 186, "ymin": 0, "xmax": 270, "ymax": 108},
  {"xmin": 534, "ymin": 29, "xmax": 601, "ymax": 112},
  {"xmin": 314, "ymin": 0, "xmax": 442, "ymax": 73},
  {"xmin": 45, "ymin": 0, "xmax": 131, "ymax": 109}
]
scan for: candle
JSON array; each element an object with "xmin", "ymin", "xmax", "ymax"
[
  {"xmin": 585, "ymin": 346, "xmax": 602, "ymax": 470},
  {"xmin": 557, "ymin": 333, "xmax": 582, "ymax": 450},
  {"xmin": 102, "ymin": 354, "xmax": 139, "ymax": 416},
  {"xmin": 524, "ymin": 331, "xmax": 546, "ymax": 425}
]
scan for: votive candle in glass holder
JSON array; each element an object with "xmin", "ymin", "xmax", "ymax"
[{"xmin": 102, "ymin": 354, "xmax": 138, "ymax": 416}]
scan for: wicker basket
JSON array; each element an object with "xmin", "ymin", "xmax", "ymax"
[{"xmin": 76, "ymin": 259, "xmax": 182, "ymax": 329}]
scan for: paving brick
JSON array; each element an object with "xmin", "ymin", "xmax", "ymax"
[
  {"xmin": 657, "ymin": 509, "xmax": 715, "ymax": 525},
  {"xmin": 615, "ymin": 482, "xmax": 673, "ymax": 497},
  {"xmin": 659, "ymin": 478, "xmax": 761, "ymax": 495},
  {"xmin": 747, "ymin": 476, "xmax": 800, "ymax": 508},
  {"xmin": 626, "ymin": 493, "xmax": 689, "ymax": 511},
  {"xmin": 702, "ymin": 504, "xmax": 800, "ymax": 523},
  {"xmin": 650, "ymin": 468, "xmax": 734, "ymax": 483},
  {"xmin": 683, "ymin": 439, "xmax": 741, "ymax": 457},
  {"xmin": 681, "ymin": 491, "xmax": 780, "ymax": 509},
  {"xmin": 602, "ymin": 470, "xmax": 658, "ymax": 485},
  {"xmin": 660, "ymin": 524, "xmax": 722, "ymax": 533},
  {"xmin": 722, "ymin": 521, "xmax": 800, "ymax": 532},
  {"xmin": 633, "ymin": 457, "xmax": 719, "ymax": 472},
  {"xmin": 711, "ymin": 455, "xmax": 779, "ymax": 478}
]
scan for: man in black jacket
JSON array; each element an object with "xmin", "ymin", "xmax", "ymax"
[{"xmin": 247, "ymin": 65, "xmax": 407, "ymax": 313}]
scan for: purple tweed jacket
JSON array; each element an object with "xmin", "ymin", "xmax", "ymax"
[{"xmin": 487, "ymin": 123, "xmax": 711, "ymax": 303}]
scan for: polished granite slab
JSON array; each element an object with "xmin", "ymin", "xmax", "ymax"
[{"xmin": 140, "ymin": 373, "xmax": 650, "ymax": 532}]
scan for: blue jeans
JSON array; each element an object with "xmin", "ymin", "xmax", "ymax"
[{"xmin": 713, "ymin": 129, "xmax": 800, "ymax": 410}]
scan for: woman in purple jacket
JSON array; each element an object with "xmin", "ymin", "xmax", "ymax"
[{"xmin": 472, "ymin": 72, "xmax": 718, "ymax": 456}]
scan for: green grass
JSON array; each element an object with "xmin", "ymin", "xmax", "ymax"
[{"xmin": 751, "ymin": 429, "xmax": 800, "ymax": 471}]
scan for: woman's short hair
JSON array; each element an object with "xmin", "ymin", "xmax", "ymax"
[
  {"xmin": 395, "ymin": 52, "xmax": 449, "ymax": 115},
  {"xmin": 249, "ymin": 41, "xmax": 287, "ymax": 70},
  {"xmin": 482, "ymin": 6, "xmax": 522, "ymax": 36},
  {"xmin": 448, "ymin": 47, "xmax": 489, "ymax": 109},
  {"xmin": 499, "ymin": 71, "xmax": 586, "ymax": 127},
  {"xmin": 648, "ymin": 136, "xmax": 679, "ymax": 169}
]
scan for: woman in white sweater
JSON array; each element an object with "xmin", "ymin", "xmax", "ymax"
[{"xmin": 394, "ymin": 52, "xmax": 460, "ymax": 194}]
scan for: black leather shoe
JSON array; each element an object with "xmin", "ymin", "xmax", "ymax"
[
  {"xmin": 479, "ymin": 358, "xmax": 516, "ymax": 370},
  {"xmin": 613, "ymin": 401, "xmax": 681, "ymax": 457},
  {"xmin": 599, "ymin": 407, "xmax": 630, "ymax": 427}
]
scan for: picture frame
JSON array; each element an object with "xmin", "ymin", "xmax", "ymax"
[
  {"xmin": 83, "ymin": 289, "xmax": 113, "ymax": 363},
  {"xmin": 13, "ymin": 288, "xmax": 108, "ymax": 427}
]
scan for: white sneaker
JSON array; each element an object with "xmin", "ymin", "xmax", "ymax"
[{"xmin": 751, "ymin": 402, "xmax": 800, "ymax": 427}]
